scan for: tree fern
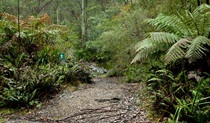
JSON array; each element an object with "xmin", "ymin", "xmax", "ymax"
[{"xmin": 133, "ymin": 4, "xmax": 210, "ymax": 64}]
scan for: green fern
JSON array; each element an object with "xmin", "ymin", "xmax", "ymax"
[
  {"xmin": 165, "ymin": 38, "xmax": 190, "ymax": 63},
  {"xmin": 186, "ymin": 36, "xmax": 210, "ymax": 62},
  {"xmin": 133, "ymin": 4, "xmax": 210, "ymax": 64}
]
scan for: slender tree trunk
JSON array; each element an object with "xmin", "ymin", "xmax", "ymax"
[
  {"xmin": 17, "ymin": 0, "xmax": 21, "ymax": 81},
  {"xmin": 56, "ymin": 0, "xmax": 59, "ymax": 24},
  {"xmin": 18, "ymin": 0, "xmax": 20, "ymax": 38},
  {"xmin": 56, "ymin": 9, "xmax": 59, "ymax": 24},
  {"xmin": 82, "ymin": 0, "xmax": 87, "ymax": 47}
]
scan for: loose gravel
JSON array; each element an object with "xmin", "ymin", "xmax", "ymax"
[{"xmin": 6, "ymin": 77, "xmax": 151, "ymax": 123}]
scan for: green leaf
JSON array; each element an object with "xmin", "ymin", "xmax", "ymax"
[
  {"xmin": 186, "ymin": 36, "xmax": 210, "ymax": 62},
  {"xmin": 165, "ymin": 38, "xmax": 190, "ymax": 63}
]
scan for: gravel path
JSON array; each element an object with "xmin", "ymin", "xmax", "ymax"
[{"xmin": 6, "ymin": 77, "xmax": 150, "ymax": 123}]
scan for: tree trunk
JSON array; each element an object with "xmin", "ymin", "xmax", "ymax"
[
  {"xmin": 82, "ymin": 0, "xmax": 87, "ymax": 47},
  {"xmin": 56, "ymin": 9, "xmax": 59, "ymax": 24}
]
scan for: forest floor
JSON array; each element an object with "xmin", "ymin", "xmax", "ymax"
[{"xmin": 2, "ymin": 76, "xmax": 153, "ymax": 123}]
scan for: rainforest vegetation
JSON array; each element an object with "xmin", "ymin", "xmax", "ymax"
[{"xmin": 0, "ymin": 0, "xmax": 210, "ymax": 122}]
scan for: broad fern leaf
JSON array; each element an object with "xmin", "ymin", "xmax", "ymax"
[
  {"xmin": 149, "ymin": 32, "xmax": 179, "ymax": 44},
  {"xmin": 193, "ymin": 4, "xmax": 210, "ymax": 15},
  {"xmin": 146, "ymin": 14, "xmax": 188, "ymax": 36},
  {"xmin": 135, "ymin": 38, "xmax": 153, "ymax": 52},
  {"xmin": 165, "ymin": 38, "xmax": 190, "ymax": 63},
  {"xmin": 132, "ymin": 40, "xmax": 155, "ymax": 63},
  {"xmin": 186, "ymin": 36, "xmax": 210, "ymax": 62}
]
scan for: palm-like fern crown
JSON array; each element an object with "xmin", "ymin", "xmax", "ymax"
[{"xmin": 132, "ymin": 4, "xmax": 210, "ymax": 64}]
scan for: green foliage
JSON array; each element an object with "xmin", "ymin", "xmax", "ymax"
[
  {"xmin": 0, "ymin": 13, "xmax": 90, "ymax": 108},
  {"xmin": 169, "ymin": 77, "xmax": 210, "ymax": 123},
  {"xmin": 38, "ymin": 47, "xmax": 60, "ymax": 64},
  {"xmin": 124, "ymin": 59, "xmax": 164, "ymax": 83},
  {"xmin": 132, "ymin": 4, "xmax": 210, "ymax": 64},
  {"xmin": 65, "ymin": 60, "xmax": 92, "ymax": 84},
  {"xmin": 76, "ymin": 6, "xmax": 149, "ymax": 78},
  {"xmin": 147, "ymin": 67, "xmax": 210, "ymax": 122},
  {"xmin": 0, "ymin": 63, "xmax": 65, "ymax": 108},
  {"xmin": 74, "ymin": 40, "xmax": 111, "ymax": 62},
  {"xmin": 0, "ymin": 13, "xmax": 72, "ymax": 67}
]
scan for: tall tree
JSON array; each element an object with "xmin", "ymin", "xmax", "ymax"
[{"xmin": 82, "ymin": 0, "xmax": 88, "ymax": 46}]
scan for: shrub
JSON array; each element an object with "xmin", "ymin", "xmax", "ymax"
[
  {"xmin": 64, "ymin": 60, "xmax": 92, "ymax": 84},
  {"xmin": 0, "ymin": 13, "xmax": 91, "ymax": 108},
  {"xmin": 147, "ymin": 67, "xmax": 210, "ymax": 122},
  {"xmin": 0, "ymin": 63, "xmax": 65, "ymax": 108}
]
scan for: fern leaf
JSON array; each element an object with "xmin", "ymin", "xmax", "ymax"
[
  {"xmin": 135, "ymin": 38, "xmax": 152, "ymax": 52},
  {"xmin": 133, "ymin": 32, "xmax": 179, "ymax": 63},
  {"xmin": 147, "ymin": 78, "xmax": 163, "ymax": 83},
  {"xmin": 175, "ymin": 11, "xmax": 195, "ymax": 37},
  {"xmin": 193, "ymin": 4, "xmax": 210, "ymax": 15},
  {"xmin": 195, "ymin": 11, "xmax": 210, "ymax": 37},
  {"xmin": 186, "ymin": 36, "xmax": 210, "ymax": 62},
  {"xmin": 149, "ymin": 32, "xmax": 179, "ymax": 44},
  {"xmin": 132, "ymin": 39, "xmax": 156, "ymax": 63},
  {"xmin": 165, "ymin": 38, "xmax": 190, "ymax": 63},
  {"xmin": 146, "ymin": 14, "xmax": 188, "ymax": 36}
]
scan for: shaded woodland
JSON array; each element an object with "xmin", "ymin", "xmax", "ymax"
[{"xmin": 0, "ymin": 0, "xmax": 210, "ymax": 122}]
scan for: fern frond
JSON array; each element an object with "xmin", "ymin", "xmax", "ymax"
[
  {"xmin": 133, "ymin": 32, "xmax": 179, "ymax": 63},
  {"xmin": 132, "ymin": 39, "xmax": 156, "ymax": 63},
  {"xmin": 191, "ymin": 4, "xmax": 210, "ymax": 36},
  {"xmin": 193, "ymin": 4, "xmax": 210, "ymax": 15},
  {"xmin": 0, "ymin": 13, "xmax": 18, "ymax": 24},
  {"xmin": 194, "ymin": 11, "xmax": 210, "ymax": 37},
  {"xmin": 149, "ymin": 32, "xmax": 179, "ymax": 44},
  {"xmin": 146, "ymin": 14, "xmax": 188, "ymax": 36},
  {"xmin": 165, "ymin": 38, "xmax": 190, "ymax": 63},
  {"xmin": 134, "ymin": 38, "xmax": 151, "ymax": 52},
  {"xmin": 147, "ymin": 78, "xmax": 163, "ymax": 83},
  {"xmin": 186, "ymin": 36, "xmax": 210, "ymax": 62}
]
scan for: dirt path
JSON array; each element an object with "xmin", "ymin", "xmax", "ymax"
[{"xmin": 7, "ymin": 77, "xmax": 150, "ymax": 123}]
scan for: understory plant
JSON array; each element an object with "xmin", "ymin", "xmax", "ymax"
[
  {"xmin": 131, "ymin": 4, "xmax": 210, "ymax": 122},
  {"xmin": 147, "ymin": 67, "xmax": 210, "ymax": 122},
  {"xmin": 0, "ymin": 13, "xmax": 91, "ymax": 108},
  {"xmin": 0, "ymin": 63, "xmax": 65, "ymax": 108},
  {"xmin": 132, "ymin": 4, "xmax": 210, "ymax": 64},
  {"xmin": 75, "ymin": 5, "xmax": 148, "ymax": 78}
]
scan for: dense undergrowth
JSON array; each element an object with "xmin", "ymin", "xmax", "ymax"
[
  {"xmin": 0, "ymin": 1, "xmax": 210, "ymax": 123},
  {"xmin": 0, "ymin": 13, "xmax": 91, "ymax": 108},
  {"xmin": 75, "ymin": 2, "xmax": 210, "ymax": 123}
]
